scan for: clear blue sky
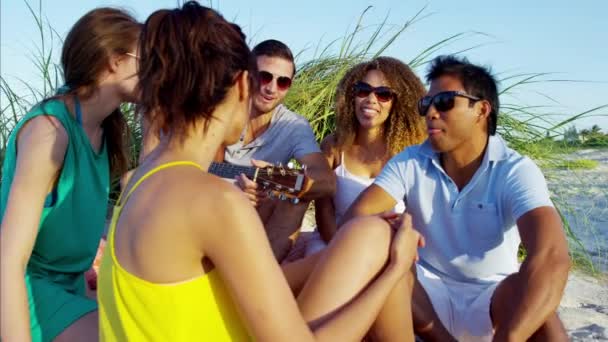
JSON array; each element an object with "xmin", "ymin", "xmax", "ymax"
[{"xmin": 2, "ymin": 0, "xmax": 607, "ymax": 131}]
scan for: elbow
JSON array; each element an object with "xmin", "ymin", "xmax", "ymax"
[
  {"xmin": 553, "ymin": 253, "xmax": 572, "ymax": 279},
  {"xmin": 535, "ymin": 249, "xmax": 571, "ymax": 283},
  {"xmin": 525, "ymin": 247, "xmax": 571, "ymax": 284}
]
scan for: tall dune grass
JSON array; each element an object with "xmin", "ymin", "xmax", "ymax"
[{"xmin": 2, "ymin": 2, "xmax": 606, "ymax": 273}]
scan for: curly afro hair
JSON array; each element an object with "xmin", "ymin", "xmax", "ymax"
[{"xmin": 333, "ymin": 56, "xmax": 427, "ymax": 155}]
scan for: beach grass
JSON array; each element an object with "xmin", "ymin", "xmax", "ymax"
[{"xmin": 2, "ymin": 2, "xmax": 607, "ymax": 274}]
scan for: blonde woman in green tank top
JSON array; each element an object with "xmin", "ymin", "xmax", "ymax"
[{"xmin": 0, "ymin": 8, "xmax": 141, "ymax": 342}]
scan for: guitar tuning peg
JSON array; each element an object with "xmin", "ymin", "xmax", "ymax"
[
  {"xmin": 291, "ymin": 197, "xmax": 300, "ymax": 205},
  {"xmin": 279, "ymin": 194, "xmax": 287, "ymax": 201},
  {"xmin": 268, "ymin": 191, "xmax": 275, "ymax": 199}
]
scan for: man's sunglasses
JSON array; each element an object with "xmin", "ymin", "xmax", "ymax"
[
  {"xmin": 258, "ymin": 71, "xmax": 292, "ymax": 91},
  {"xmin": 418, "ymin": 91, "xmax": 481, "ymax": 116},
  {"xmin": 353, "ymin": 81, "xmax": 395, "ymax": 103}
]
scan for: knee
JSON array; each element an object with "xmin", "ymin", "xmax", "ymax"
[{"xmin": 338, "ymin": 216, "xmax": 392, "ymax": 265}]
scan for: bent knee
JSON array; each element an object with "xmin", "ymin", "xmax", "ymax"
[{"xmin": 338, "ymin": 216, "xmax": 392, "ymax": 260}]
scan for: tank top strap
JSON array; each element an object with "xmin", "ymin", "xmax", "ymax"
[
  {"xmin": 117, "ymin": 161, "xmax": 204, "ymax": 206},
  {"xmin": 337, "ymin": 151, "xmax": 346, "ymax": 177}
]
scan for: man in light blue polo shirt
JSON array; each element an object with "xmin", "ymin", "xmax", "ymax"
[{"xmin": 344, "ymin": 56, "xmax": 570, "ymax": 341}]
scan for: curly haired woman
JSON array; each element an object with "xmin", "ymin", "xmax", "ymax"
[{"xmin": 311, "ymin": 56, "xmax": 427, "ymax": 252}]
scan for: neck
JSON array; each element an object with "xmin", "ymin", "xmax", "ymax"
[
  {"xmin": 441, "ymin": 133, "xmax": 489, "ymax": 189},
  {"xmin": 78, "ymin": 86, "xmax": 123, "ymax": 130},
  {"xmin": 355, "ymin": 126, "xmax": 386, "ymax": 151},
  {"xmin": 150, "ymin": 119, "xmax": 227, "ymax": 173},
  {"xmin": 250, "ymin": 104, "xmax": 275, "ymax": 119}
]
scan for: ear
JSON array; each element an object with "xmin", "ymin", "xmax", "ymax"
[
  {"xmin": 236, "ymin": 70, "xmax": 250, "ymax": 102},
  {"xmin": 107, "ymin": 54, "xmax": 123, "ymax": 74},
  {"xmin": 477, "ymin": 100, "xmax": 492, "ymax": 120}
]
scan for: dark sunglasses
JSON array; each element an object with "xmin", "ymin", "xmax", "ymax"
[
  {"xmin": 353, "ymin": 81, "xmax": 395, "ymax": 103},
  {"xmin": 258, "ymin": 71, "xmax": 292, "ymax": 91},
  {"xmin": 418, "ymin": 91, "xmax": 481, "ymax": 116}
]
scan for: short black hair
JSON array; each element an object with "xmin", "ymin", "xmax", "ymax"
[
  {"xmin": 252, "ymin": 39, "xmax": 296, "ymax": 76},
  {"xmin": 426, "ymin": 55, "xmax": 499, "ymax": 135}
]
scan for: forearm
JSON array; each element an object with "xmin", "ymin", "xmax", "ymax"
[
  {"xmin": 496, "ymin": 254, "xmax": 570, "ymax": 340},
  {"xmin": 314, "ymin": 264, "xmax": 404, "ymax": 341},
  {"xmin": 1, "ymin": 266, "xmax": 32, "ymax": 341},
  {"xmin": 314, "ymin": 198, "xmax": 337, "ymax": 243},
  {"xmin": 300, "ymin": 167, "xmax": 335, "ymax": 201}
]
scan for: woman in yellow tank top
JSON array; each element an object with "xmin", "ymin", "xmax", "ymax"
[{"xmin": 97, "ymin": 2, "xmax": 424, "ymax": 341}]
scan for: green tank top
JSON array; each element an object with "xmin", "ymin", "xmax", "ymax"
[{"xmin": 0, "ymin": 98, "xmax": 109, "ymax": 286}]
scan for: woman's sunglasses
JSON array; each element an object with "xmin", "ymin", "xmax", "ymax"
[
  {"xmin": 354, "ymin": 81, "xmax": 395, "ymax": 103},
  {"xmin": 258, "ymin": 71, "xmax": 292, "ymax": 91},
  {"xmin": 418, "ymin": 91, "xmax": 481, "ymax": 116}
]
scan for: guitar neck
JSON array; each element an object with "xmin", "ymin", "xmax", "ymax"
[{"xmin": 208, "ymin": 162, "xmax": 258, "ymax": 180}]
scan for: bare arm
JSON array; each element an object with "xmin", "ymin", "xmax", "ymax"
[
  {"xmin": 1, "ymin": 116, "xmax": 68, "ymax": 342},
  {"xmin": 297, "ymin": 152, "xmax": 336, "ymax": 201},
  {"xmin": 494, "ymin": 206, "xmax": 571, "ymax": 341},
  {"xmin": 340, "ymin": 184, "xmax": 397, "ymax": 226},
  {"xmin": 314, "ymin": 135, "xmax": 338, "ymax": 242},
  {"xmin": 315, "ymin": 196, "xmax": 336, "ymax": 243},
  {"xmin": 202, "ymin": 181, "xmax": 418, "ymax": 341},
  {"xmin": 202, "ymin": 184, "xmax": 314, "ymax": 341}
]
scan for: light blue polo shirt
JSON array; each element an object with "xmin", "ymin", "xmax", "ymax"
[{"xmin": 374, "ymin": 135, "xmax": 553, "ymax": 284}]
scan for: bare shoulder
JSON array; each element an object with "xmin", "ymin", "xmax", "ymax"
[
  {"xmin": 17, "ymin": 115, "xmax": 68, "ymax": 165},
  {"xmin": 184, "ymin": 172, "xmax": 255, "ymax": 220},
  {"xmin": 320, "ymin": 133, "xmax": 339, "ymax": 166}
]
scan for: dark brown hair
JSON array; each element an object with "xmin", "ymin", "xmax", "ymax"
[
  {"xmin": 426, "ymin": 55, "xmax": 499, "ymax": 135},
  {"xmin": 60, "ymin": 7, "xmax": 141, "ymax": 178},
  {"xmin": 334, "ymin": 56, "xmax": 427, "ymax": 155},
  {"xmin": 138, "ymin": 1, "xmax": 254, "ymax": 139},
  {"xmin": 252, "ymin": 39, "xmax": 296, "ymax": 76}
]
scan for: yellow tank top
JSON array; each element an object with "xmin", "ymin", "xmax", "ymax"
[{"xmin": 98, "ymin": 161, "xmax": 251, "ymax": 341}]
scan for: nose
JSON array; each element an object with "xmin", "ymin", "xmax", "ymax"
[
  {"xmin": 426, "ymin": 103, "xmax": 441, "ymax": 120},
  {"xmin": 365, "ymin": 91, "xmax": 379, "ymax": 104},
  {"xmin": 266, "ymin": 78, "xmax": 278, "ymax": 93}
]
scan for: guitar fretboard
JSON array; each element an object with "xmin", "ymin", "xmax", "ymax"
[{"xmin": 208, "ymin": 162, "xmax": 258, "ymax": 180}]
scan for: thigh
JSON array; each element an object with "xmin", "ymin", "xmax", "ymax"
[
  {"xmin": 415, "ymin": 264, "xmax": 454, "ymax": 334},
  {"xmin": 28, "ymin": 275, "xmax": 97, "ymax": 342},
  {"xmin": 490, "ymin": 273, "xmax": 519, "ymax": 327},
  {"xmin": 296, "ymin": 217, "xmax": 392, "ymax": 323},
  {"xmin": 281, "ymin": 251, "xmax": 323, "ymax": 295},
  {"xmin": 454, "ymin": 281, "xmax": 498, "ymax": 340},
  {"xmin": 53, "ymin": 310, "xmax": 98, "ymax": 342}
]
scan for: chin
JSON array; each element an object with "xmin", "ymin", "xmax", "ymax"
[
  {"xmin": 429, "ymin": 137, "xmax": 450, "ymax": 152},
  {"xmin": 254, "ymin": 99, "xmax": 277, "ymax": 113},
  {"xmin": 356, "ymin": 118, "xmax": 373, "ymax": 128}
]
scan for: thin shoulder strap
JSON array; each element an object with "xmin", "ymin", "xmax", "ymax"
[
  {"xmin": 117, "ymin": 161, "xmax": 204, "ymax": 206},
  {"xmin": 337, "ymin": 150, "xmax": 347, "ymax": 177}
]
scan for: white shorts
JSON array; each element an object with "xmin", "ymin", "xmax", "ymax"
[
  {"xmin": 305, "ymin": 230, "xmax": 327, "ymax": 256},
  {"xmin": 416, "ymin": 264, "xmax": 500, "ymax": 342}
]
